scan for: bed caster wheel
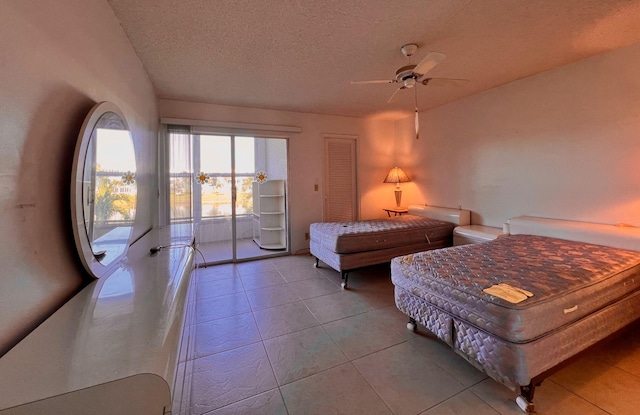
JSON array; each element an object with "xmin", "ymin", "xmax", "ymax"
[
  {"xmin": 313, "ymin": 262, "xmax": 318, "ymax": 268},
  {"xmin": 516, "ymin": 395, "xmax": 534, "ymax": 413},
  {"xmin": 341, "ymin": 282, "xmax": 347, "ymax": 289},
  {"xmin": 407, "ymin": 318, "xmax": 417, "ymax": 331}
]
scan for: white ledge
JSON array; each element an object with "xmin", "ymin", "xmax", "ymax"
[{"xmin": 0, "ymin": 225, "xmax": 195, "ymax": 414}]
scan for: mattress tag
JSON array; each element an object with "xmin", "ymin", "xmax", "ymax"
[
  {"xmin": 400, "ymin": 254, "xmax": 414, "ymax": 265},
  {"xmin": 497, "ymin": 283, "xmax": 533, "ymax": 298},
  {"xmin": 483, "ymin": 284, "xmax": 529, "ymax": 304}
]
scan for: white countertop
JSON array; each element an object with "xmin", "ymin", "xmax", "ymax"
[
  {"xmin": 453, "ymin": 224, "xmax": 505, "ymax": 239},
  {"xmin": 0, "ymin": 225, "xmax": 195, "ymax": 412}
]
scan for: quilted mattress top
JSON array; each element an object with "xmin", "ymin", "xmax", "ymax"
[
  {"xmin": 310, "ymin": 215, "xmax": 454, "ymax": 254},
  {"xmin": 391, "ymin": 234, "xmax": 640, "ymax": 343}
]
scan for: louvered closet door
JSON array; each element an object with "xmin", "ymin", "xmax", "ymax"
[{"xmin": 323, "ymin": 137, "xmax": 357, "ymax": 222}]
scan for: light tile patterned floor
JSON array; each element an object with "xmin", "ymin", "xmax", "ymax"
[{"xmin": 174, "ymin": 254, "xmax": 640, "ymax": 415}]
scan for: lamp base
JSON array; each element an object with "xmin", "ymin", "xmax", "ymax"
[{"xmin": 394, "ymin": 189, "xmax": 402, "ymax": 207}]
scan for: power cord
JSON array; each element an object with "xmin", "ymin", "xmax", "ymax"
[
  {"xmin": 150, "ymin": 244, "xmax": 208, "ymax": 267},
  {"xmin": 149, "ymin": 246, "xmax": 164, "ymax": 254}
]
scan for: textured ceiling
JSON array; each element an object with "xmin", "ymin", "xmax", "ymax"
[{"xmin": 107, "ymin": 0, "xmax": 640, "ymax": 119}]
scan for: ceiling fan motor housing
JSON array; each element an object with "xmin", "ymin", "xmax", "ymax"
[
  {"xmin": 396, "ymin": 65, "xmax": 417, "ymax": 80},
  {"xmin": 396, "ymin": 65, "xmax": 418, "ymax": 88}
]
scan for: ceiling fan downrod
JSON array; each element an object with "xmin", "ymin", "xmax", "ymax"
[{"xmin": 414, "ymin": 86, "xmax": 420, "ymax": 140}]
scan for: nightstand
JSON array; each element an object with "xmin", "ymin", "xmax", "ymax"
[
  {"xmin": 453, "ymin": 225, "xmax": 507, "ymax": 246},
  {"xmin": 383, "ymin": 207, "xmax": 408, "ymax": 217}
]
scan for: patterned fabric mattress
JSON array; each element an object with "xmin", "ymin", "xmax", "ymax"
[
  {"xmin": 310, "ymin": 215, "xmax": 454, "ymax": 254},
  {"xmin": 391, "ymin": 234, "xmax": 640, "ymax": 387},
  {"xmin": 391, "ymin": 234, "xmax": 640, "ymax": 342}
]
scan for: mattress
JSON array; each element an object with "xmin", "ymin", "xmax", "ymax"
[
  {"xmin": 310, "ymin": 215, "xmax": 454, "ymax": 254},
  {"xmin": 394, "ymin": 284, "xmax": 640, "ymax": 387},
  {"xmin": 310, "ymin": 239, "xmax": 450, "ymax": 274},
  {"xmin": 391, "ymin": 234, "xmax": 640, "ymax": 343}
]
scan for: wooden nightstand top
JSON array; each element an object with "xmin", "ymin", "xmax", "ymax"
[{"xmin": 383, "ymin": 207, "xmax": 408, "ymax": 216}]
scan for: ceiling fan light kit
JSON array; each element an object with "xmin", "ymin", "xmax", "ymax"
[{"xmin": 351, "ymin": 44, "xmax": 469, "ymax": 139}]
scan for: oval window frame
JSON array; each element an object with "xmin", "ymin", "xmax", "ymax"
[{"xmin": 71, "ymin": 102, "xmax": 137, "ymax": 279}]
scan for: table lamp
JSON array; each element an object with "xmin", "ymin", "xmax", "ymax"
[{"xmin": 383, "ymin": 167, "xmax": 410, "ymax": 207}]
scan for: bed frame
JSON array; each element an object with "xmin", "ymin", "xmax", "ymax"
[
  {"xmin": 392, "ymin": 215, "xmax": 640, "ymax": 413},
  {"xmin": 310, "ymin": 205, "xmax": 470, "ymax": 288}
]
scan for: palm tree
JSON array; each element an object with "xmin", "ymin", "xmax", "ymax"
[{"xmin": 95, "ymin": 178, "xmax": 133, "ymax": 222}]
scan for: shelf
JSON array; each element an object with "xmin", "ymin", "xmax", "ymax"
[
  {"xmin": 252, "ymin": 180, "xmax": 287, "ymax": 250},
  {"xmin": 255, "ymin": 242, "xmax": 286, "ymax": 250}
]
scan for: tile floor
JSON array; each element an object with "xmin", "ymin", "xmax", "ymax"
[
  {"xmin": 173, "ymin": 254, "xmax": 640, "ymax": 415},
  {"xmin": 196, "ymin": 238, "xmax": 286, "ymax": 265}
]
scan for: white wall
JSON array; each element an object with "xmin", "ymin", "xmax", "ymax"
[
  {"xmin": 265, "ymin": 138, "xmax": 288, "ymax": 181},
  {"xmin": 253, "ymin": 138, "xmax": 287, "ymax": 181},
  {"xmin": 359, "ymin": 117, "xmax": 407, "ymax": 218},
  {"xmin": 158, "ymin": 100, "xmax": 395, "ymax": 253},
  {"xmin": 0, "ymin": 0, "xmax": 158, "ymax": 355},
  {"xmin": 391, "ymin": 42, "xmax": 640, "ymax": 228}
]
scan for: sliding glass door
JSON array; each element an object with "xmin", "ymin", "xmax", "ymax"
[
  {"xmin": 166, "ymin": 127, "xmax": 288, "ymax": 265},
  {"xmin": 196, "ymin": 134, "xmax": 233, "ymax": 261}
]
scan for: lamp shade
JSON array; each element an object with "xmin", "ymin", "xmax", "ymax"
[{"xmin": 383, "ymin": 167, "xmax": 410, "ymax": 184}]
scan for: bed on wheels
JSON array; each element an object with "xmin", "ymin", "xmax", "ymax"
[
  {"xmin": 391, "ymin": 215, "xmax": 640, "ymax": 413},
  {"xmin": 310, "ymin": 205, "xmax": 470, "ymax": 288}
]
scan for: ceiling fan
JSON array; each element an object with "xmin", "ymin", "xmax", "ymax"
[{"xmin": 351, "ymin": 44, "xmax": 467, "ymax": 139}]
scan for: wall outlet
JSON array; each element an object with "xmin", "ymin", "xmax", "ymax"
[{"xmin": 305, "ymin": 232, "xmax": 310, "ymax": 240}]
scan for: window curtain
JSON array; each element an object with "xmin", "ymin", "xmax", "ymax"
[{"xmin": 166, "ymin": 124, "xmax": 193, "ymax": 224}]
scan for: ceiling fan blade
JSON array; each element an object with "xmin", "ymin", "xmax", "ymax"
[
  {"xmin": 413, "ymin": 52, "xmax": 446, "ymax": 76},
  {"xmin": 387, "ymin": 86, "xmax": 405, "ymax": 103},
  {"xmin": 422, "ymin": 77, "xmax": 469, "ymax": 87},
  {"xmin": 350, "ymin": 79, "xmax": 396, "ymax": 85}
]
